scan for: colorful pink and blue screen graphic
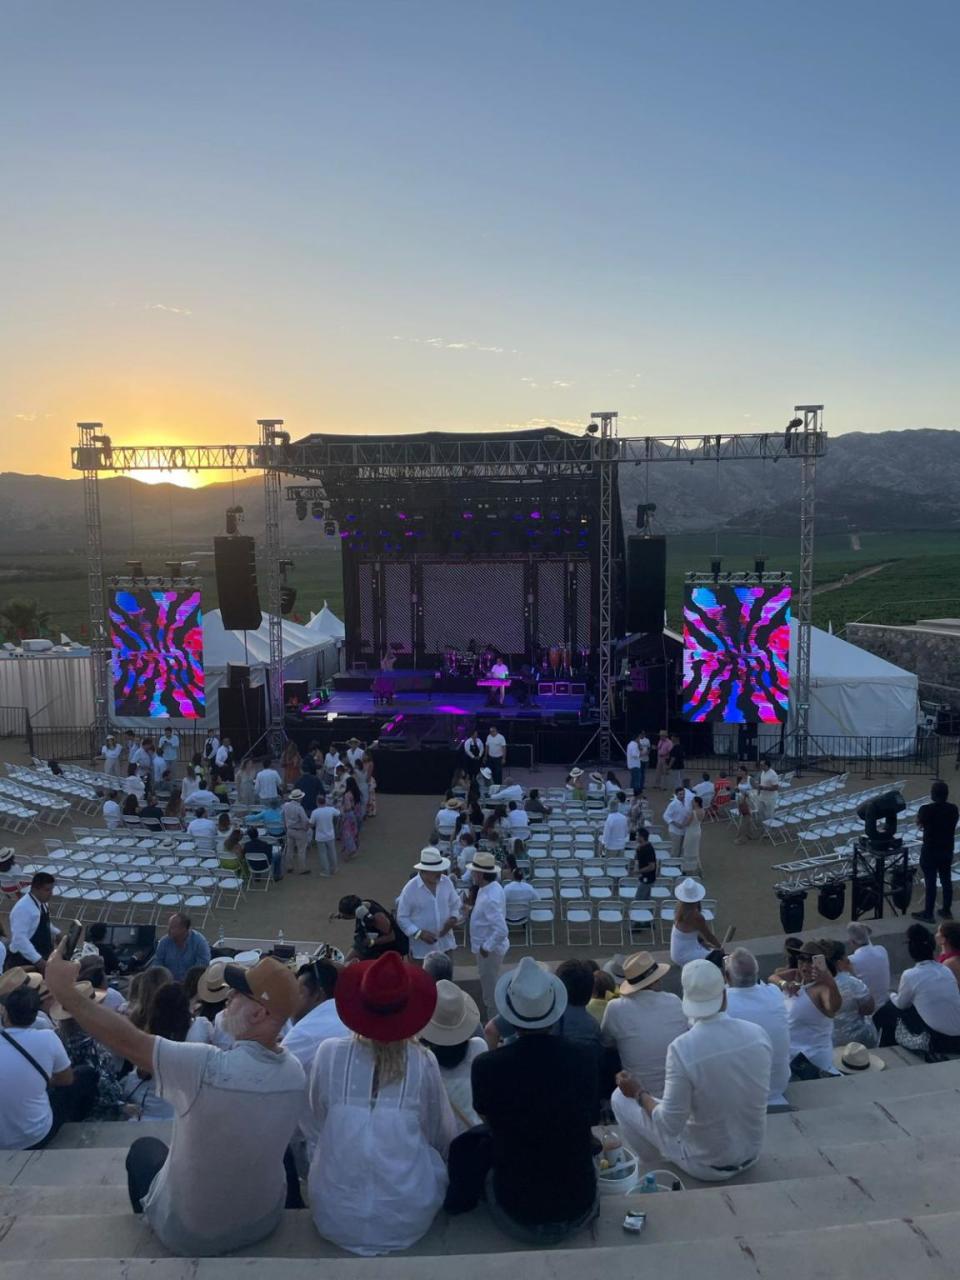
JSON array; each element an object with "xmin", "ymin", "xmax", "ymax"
[
  {"xmin": 110, "ymin": 590, "xmax": 204, "ymax": 719},
  {"xmin": 682, "ymin": 583, "xmax": 791, "ymax": 724}
]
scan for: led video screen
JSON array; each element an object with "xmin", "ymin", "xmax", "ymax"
[
  {"xmin": 682, "ymin": 582, "xmax": 791, "ymax": 724},
  {"xmin": 110, "ymin": 589, "xmax": 204, "ymax": 719}
]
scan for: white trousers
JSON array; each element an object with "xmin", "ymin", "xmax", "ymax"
[
  {"xmin": 611, "ymin": 1088, "xmax": 758, "ymax": 1184},
  {"xmin": 475, "ymin": 950, "xmax": 503, "ymax": 1020}
]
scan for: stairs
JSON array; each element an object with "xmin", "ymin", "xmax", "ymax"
[{"xmin": 2, "ymin": 1055, "xmax": 959, "ymax": 1278}]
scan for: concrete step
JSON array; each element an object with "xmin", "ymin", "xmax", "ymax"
[
  {"xmin": 0, "ymin": 1213, "xmax": 956, "ymax": 1278},
  {"xmin": 784, "ymin": 1056, "xmax": 960, "ymax": 1110},
  {"xmin": 46, "ymin": 1120, "xmax": 172, "ymax": 1149},
  {"xmin": 4, "ymin": 1157, "xmax": 960, "ymax": 1250}
]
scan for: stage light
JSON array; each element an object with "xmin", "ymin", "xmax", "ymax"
[
  {"xmin": 530, "ymin": 510, "xmax": 542, "ymax": 520},
  {"xmin": 326, "ymin": 711, "xmax": 338, "ymax": 721},
  {"xmin": 710, "ymin": 557, "xmax": 722, "ymax": 580},
  {"xmin": 397, "ymin": 512, "xmax": 407, "ymax": 520},
  {"xmin": 585, "ymin": 422, "xmax": 599, "ymax": 435},
  {"xmin": 295, "ymin": 498, "xmax": 307, "ymax": 521},
  {"xmin": 461, "ymin": 511, "xmax": 474, "ymax": 520},
  {"xmin": 323, "ymin": 520, "xmax": 337, "ymax": 537}
]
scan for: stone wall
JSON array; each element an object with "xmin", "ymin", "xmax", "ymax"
[{"xmin": 847, "ymin": 623, "xmax": 960, "ymax": 710}]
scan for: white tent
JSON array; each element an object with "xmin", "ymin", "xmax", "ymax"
[
  {"xmin": 754, "ymin": 622, "xmax": 919, "ymax": 756},
  {"xmin": 306, "ymin": 602, "xmax": 345, "ymax": 640},
  {"xmin": 202, "ymin": 609, "xmax": 340, "ymax": 719}
]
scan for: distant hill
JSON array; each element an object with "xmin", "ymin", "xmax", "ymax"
[{"xmin": 1, "ymin": 428, "xmax": 959, "ymax": 555}]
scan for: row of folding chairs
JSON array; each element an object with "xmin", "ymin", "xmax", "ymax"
[
  {"xmin": 23, "ymin": 857, "xmax": 241, "ymax": 925},
  {"xmin": 0, "ymin": 796, "xmax": 39, "ymax": 833},
  {"xmin": 0, "ymin": 778, "xmax": 70, "ymax": 825},
  {"xmin": 508, "ymin": 895, "xmax": 718, "ymax": 948},
  {"xmin": 6, "ymin": 764, "xmax": 101, "ymax": 811}
]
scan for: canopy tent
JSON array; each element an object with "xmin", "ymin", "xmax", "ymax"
[
  {"xmin": 202, "ymin": 609, "xmax": 340, "ymax": 710},
  {"xmin": 752, "ymin": 621, "xmax": 919, "ymax": 757},
  {"xmin": 306, "ymin": 602, "xmax": 345, "ymax": 640}
]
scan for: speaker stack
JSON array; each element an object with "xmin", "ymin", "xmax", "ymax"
[
  {"xmin": 624, "ymin": 535, "xmax": 666, "ymax": 635},
  {"xmin": 214, "ymin": 536, "xmax": 262, "ymax": 630}
]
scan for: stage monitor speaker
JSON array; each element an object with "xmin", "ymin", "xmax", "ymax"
[
  {"xmin": 625, "ymin": 535, "xmax": 666, "ymax": 634},
  {"xmin": 284, "ymin": 679, "xmax": 309, "ymax": 709},
  {"xmin": 217, "ymin": 685, "xmax": 266, "ymax": 758},
  {"xmin": 214, "ymin": 535, "xmax": 262, "ymax": 630},
  {"xmin": 228, "ymin": 663, "xmax": 251, "ymax": 689}
]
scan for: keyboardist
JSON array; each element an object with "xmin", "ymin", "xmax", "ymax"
[{"xmin": 489, "ymin": 658, "xmax": 509, "ymax": 704}]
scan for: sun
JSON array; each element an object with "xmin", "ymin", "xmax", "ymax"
[{"xmin": 126, "ymin": 469, "xmax": 210, "ymax": 489}]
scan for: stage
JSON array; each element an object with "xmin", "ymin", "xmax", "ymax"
[{"xmin": 316, "ymin": 688, "xmax": 586, "ymax": 721}]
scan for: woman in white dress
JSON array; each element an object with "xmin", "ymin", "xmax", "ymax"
[
  {"xmin": 306, "ymin": 951, "xmax": 458, "ymax": 1256},
  {"xmin": 769, "ymin": 940, "xmax": 842, "ymax": 1074},
  {"xmin": 681, "ymin": 796, "xmax": 705, "ymax": 874},
  {"xmin": 418, "ymin": 980, "xmax": 487, "ymax": 1132},
  {"xmin": 669, "ymin": 878, "xmax": 720, "ymax": 966}
]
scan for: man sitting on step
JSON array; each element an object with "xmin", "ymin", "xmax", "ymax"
[
  {"xmin": 45, "ymin": 945, "xmax": 306, "ymax": 1256},
  {"xmin": 613, "ymin": 958, "xmax": 773, "ymax": 1182}
]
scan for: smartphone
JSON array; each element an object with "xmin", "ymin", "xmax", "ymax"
[
  {"xmin": 62, "ymin": 919, "xmax": 84, "ymax": 962},
  {"xmin": 812, "ymin": 952, "xmax": 827, "ymax": 974}
]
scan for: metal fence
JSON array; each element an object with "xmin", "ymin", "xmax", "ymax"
[
  {"xmin": 27, "ymin": 725, "xmax": 212, "ymax": 766},
  {"xmin": 678, "ymin": 732, "xmax": 942, "ymax": 779},
  {"xmin": 0, "ymin": 706, "xmax": 30, "ymax": 741}
]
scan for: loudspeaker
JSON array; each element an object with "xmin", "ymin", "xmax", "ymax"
[
  {"xmin": 214, "ymin": 535, "xmax": 262, "ymax": 630},
  {"xmin": 284, "ymin": 679, "xmax": 309, "ymax": 709},
  {"xmin": 778, "ymin": 889, "xmax": 806, "ymax": 933},
  {"xmin": 228, "ymin": 663, "xmax": 251, "ymax": 689},
  {"xmin": 217, "ymin": 685, "xmax": 266, "ymax": 757},
  {"xmin": 625, "ymin": 536, "xmax": 666, "ymax": 634},
  {"xmin": 817, "ymin": 882, "xmax": 846, "ymax": 921}
]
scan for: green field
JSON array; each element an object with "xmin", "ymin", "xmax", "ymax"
[{"xmin": 2, "ymin": 528, "xmax": 959, "ymax": 642}]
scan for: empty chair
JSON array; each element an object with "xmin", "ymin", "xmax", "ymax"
[
  {"xmin": 596, "ymin": 900, "xmax": 626, "ymax": 947},
  {"xmin": 558, "ymin": 878, "xmax": 586, "ymax": 902},
  {"xmin": 587, "ymin": 877, "xmax": 614, "ymax": 901},
  {"xmin": 627, "ymin": 901, "xmax": 656, "ymax": 946},
  {"xmin": 563, "ymin": 899, "xmax": 594, "ymax": 946},
  {"xmin": 527, "ymin": 903, "xmax": 556, "ymax": 946}
]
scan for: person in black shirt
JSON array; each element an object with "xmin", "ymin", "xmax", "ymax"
[
  {"xmin": 445, "ymin": 956, "xmax": 598, "ymax": 1244},
  {"xmin": 139, "ymin": 801, "xmax": 164, "ymax": 832},
  {"xmin": 333, "ymin": 895, "xmax": 408, "ymax": 962},
  {"xmin": 631, "ymin": 827, "xmax": 659, "ymax": 888},
  {"xmin": 667, "ymin": 734, "xmax": 685, "ymax": 790},
  {"xmin": 912, "ymin": 781, "xmax": 960, "ymax": 922},
  {"xmin": 294, "ymin": 769, "xmax": 322, "ymax": 816}
]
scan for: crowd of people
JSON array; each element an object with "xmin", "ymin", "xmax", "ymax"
[{"xmin": 96, "ymin": 731, "xmax": 378, "ymax": 882}]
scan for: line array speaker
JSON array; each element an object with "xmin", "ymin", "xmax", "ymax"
[
  {"xmin": 625, "ymin": 535, "xmax": 666, "ymax": 635},
  {"xmin": 214, "ymin": 535, "xmax": 262, "ymax": 631}
]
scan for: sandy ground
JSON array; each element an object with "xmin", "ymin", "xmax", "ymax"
[{"xmin": 0, "ymin": 736, "xmax": 939, "ymax": 961}]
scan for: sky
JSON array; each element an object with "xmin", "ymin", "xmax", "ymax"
[{"xmin": 1, "ymin": 0, "xmax": 958, "ymax": 486}]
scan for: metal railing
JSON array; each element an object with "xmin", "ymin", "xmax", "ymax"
[
  {"xmin": 0, "ymin": 706, "xmax": 29, "ymax": 741},
  {"xmin": 674, "ymin": 731, "xmax": 941, "ymax": 779}
]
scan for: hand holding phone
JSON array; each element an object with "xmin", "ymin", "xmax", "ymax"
[
  {"xmin": 61, "ymin": 919, "xmax": 85, "ymax": 962},
  {"xmin": 812, "ymin": 952, "xmax": 827, "ymax": 975}
]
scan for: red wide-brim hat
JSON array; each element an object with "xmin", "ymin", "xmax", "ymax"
[{"xmin": 335, "ymin": 951, "xmax": 438, "ymax": 1042}]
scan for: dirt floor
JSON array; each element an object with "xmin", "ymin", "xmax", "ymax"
[{"xmin": 0, "ymin": 736, "xmax": 939, "ymax": 962}]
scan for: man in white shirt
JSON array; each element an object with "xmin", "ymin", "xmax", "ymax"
[
  {"xmin": 396, "ymin": 848, "xmax": 462, "ymax": 961},
  {"xmin": 45, "ymin": 950, "xmax": 306, "ymax": 1256},
  {"xmin": 309, "ymin": 797, "xmax": 339, "ymax": 877},
  {"xmin": 490, "ymin": 782, "xmax": 524, "ymax": 805},
  {"xmin": 0, "ymin": 981, "xmax": 77, "ymax": 1148},
  {"xmin": 756, "ymin": 758, "xmax": 780, "ymax": 823},
  {"xmin": 693, "ymin": 772, "xmax": 716, "ymax": 809},
  {"xmin": 345, "ymin": 739, "xmax": 365, "ymax": 769},
  {"xmin": 484, "ymin": 725, "xmax": 507, "ymax": 785},
  {"xmin": 254, "ymin": 761, "xmax": 282, "ymax": 802},
  {"xmin": 281, "ymin": 958, "xmax": 349, "ymax": 1071},
  {"xmin": 322, "ymin": 748, "xmax": 341, "ymax": 785},
  {"xmin": 504, "ymin": 801, "xmax": 530, "ymax": 841},
  {"xmin": 185, "ymin": 783, "xmax": 218, "ymax": 813},
  {"xmin": 435, "ymin": 798, "xmax": 461, "ymax": 840},
  {"xmin": 489, "ymin": 659, "xmax": 509, "ymax": 704},
  {"xmin": 159, "ymin": 728, "xmax": 180, "ymax": 764},
  {"xmin": 601, "ymin": 952, "xmax": 688, "ymax": 1096},
  {"xmin": 123, "ymin": 767, "xmax": 146, "ymax": 803},
  {"xmin": 131, "ymin": 741, "xmax": 153, "ymax": 777},
  {"xmin": 214, "ymin": 737, "xmax": 234, "ymax": 774},
  {"xmin": 7, "ymin": 872, "xmax": 60, "ymax": 969},
  {"xmin": 723, "ymin": 948, "xmax": 791, "ymax": 1107},
  {"xmin": 663, "ymin": 786, "xmax": 691, "ymax": 857},
  {"xmin": 202, "ymin": 733, "xmax": 220, "ymax": 763},
  {"xmin": 875, "ymin": 922, "xmax": 960, "ymax": 1050},
  {"xmin": 103, "ymin": 791, "xmax": 122, "ymax": 830},
  {"xmin": 186, "ymin": 810, "xmax": 217, "ymax": 847},
  {"xmin": 846, "ymin": 922, "xmax": 892, "ymax": 1008},
  {"xmin": 101, "ymin": 735, "xmax": 123, "ymax": 777},
  {"xmin": 151, "ymin": 749, "xmax": 169, "ymax": 791},
  {"xmin": 466, "ymin": 849, "xmax": 509, "ymax": 1018},
  {"xmin": 601, "ymin": 796, "xmax": 629, "ymax": 854},
  {"xmin": 503, "ymin": 871, "xmax": 540, "ymax": 924},
  {"xmin": 613, "ymin": 959, "xmax": 773, "ymax": 1181},
  {"xmin": 626, "ymin": 733, "xmax": 646, "ymax": 797},
  {"xmin": 282, "ymin": 791, "xmax": 312, "ymax": 876}
]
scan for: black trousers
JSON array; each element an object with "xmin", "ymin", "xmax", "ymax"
[
  {"xmin": 489, "ymin": 758, "xmax": 503, "ymax": 784},
  {"xmin": 126, "ymin": 1137, "xmax": 305, "ymax": 1213},
  {"xmin": 920, "ymin": 852, "xmax": 954, "ymax": 916},
  {"xmin": 28, "ymin": 1065, "xmax": 99, "ymax": 1149},
  {"xmin": 874, "ymin": 998, "xmax": 960, "ymax": 1054}
]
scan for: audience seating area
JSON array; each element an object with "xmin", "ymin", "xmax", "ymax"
[{"xmin": 3, "ymin": 996, "xmax": 959, "ymax": 1278}]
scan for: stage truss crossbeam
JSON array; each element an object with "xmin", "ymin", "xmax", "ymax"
[{"xmin": 73, "ymin": 417, "xmax": 826, "ymax": 768}]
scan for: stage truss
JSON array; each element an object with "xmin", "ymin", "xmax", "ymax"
[{"xmin": 72, "ymin": 409, "xmax": 825, "ymax": 765}]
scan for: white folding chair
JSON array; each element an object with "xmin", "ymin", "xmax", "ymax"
[
  {"xmin": 528, "ymin": 904, "xmax": 556, "ymax": 946},
  {"xmin": 596, "ymin": 900, "xmax": 626, "ymax": 947},
  {"xmin": 564, "ymin": 899, "xmax": 594, "ymax": 946}
]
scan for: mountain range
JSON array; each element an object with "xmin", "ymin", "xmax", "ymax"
[{"xmin": 1, "ymin": 428, "xmax": 958, "ymax": 557}]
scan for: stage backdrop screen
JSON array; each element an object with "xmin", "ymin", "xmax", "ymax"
[
  {"xmin": 110, "ymin": 589, "xmax": 204, "ymax": 719},
  {"xmin": 682, "ymin": 582, "xmax": 791, "ymax": 723}
]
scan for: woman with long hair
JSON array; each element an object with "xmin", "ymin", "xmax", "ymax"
[
  {"xmin": 235, "ymin": 756, "xmax": 258, "ymax": 807},
  {"xmin": 306, "ymin": 952, "xmax": 457, "ymax": 1255},
  {"xmin": 362, "ymin": 752, "xmax": 377, "ymax": 817},
  {"xmin": 122, "ymin": 983, "xmax": 193, "ymax": 1119},
  {"xmin": 281, "ymin": 740, "xmax": 302, "ymax": 787},
  {"xmin": 339, "ymin": 777, "xmax": 361, "ymax": 860},
  {"xmin": 125, "ymin": 966, "xmax": 173, "ymax": 1031},
  {"xmin": 669, "ymin": 879, "xmax": 720, "ymax": 967}
]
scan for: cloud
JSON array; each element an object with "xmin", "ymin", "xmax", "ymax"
[
  {"xmin": 391, "ymin": 335, "xmax": 518, "ymax": 355},
  {"xmin": 146, "ymin": 303, "xmax": 192, "ymax": 316},
  {"xmin": 14, "ymin": 411, "xmax": 52, "ymax": 422},
  {"xmin": 496, "ymin": 416, "xmax": 588, "ymax": 431}
]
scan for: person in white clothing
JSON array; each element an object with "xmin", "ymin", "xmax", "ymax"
[
  {"xmin": 0, "ymin": 981, "xmax": 77, "ymax": 1148},
  {"xmin": 103, "ymin": 792, "xmax": 122, "ymax": 829},
  {"xmin": 435, "ymin": 798, "xmax": 462, "ymax": 840},
  {"xmin": 123, "ymin": 768, "xmax": 146, "ymax": 803},
  {"xmin": 489, "ymin": 658, "xmax": 509, "ymax": 704},
  {"xmin": 465, "ymin": 850, "xmax": 508, "ymax": 1018},
  {"xmin": 682, "ymin": 796, "xmax": 705, "ymax": 874},
  {"xmin": 601, "ymin": 796, "xmax": 629, "ymax": 854},
  {"xmin": 724, "ymin": 948, "xmax": 791, "ymax": 1106},
  {"xmin": 770, "ymin": 940, "xmax": 841, "ymax": 1074},
  {"xmin": 306, "ymin": 952, "xmax": 456, "ymax": 1256},
  {"xmin": 253, "ymin": 761, "xmax": 282, "ymax": 802},
  {"xmin": 214, "ymin": 739, "xmax": 233, "ymax": 771},
  {"xmin": 159, "ymin": 729, "xmax": 180, "ymax": 764},
  {"xmin": 282, "ymin": 791, "xmax": 312, "ymax": 875},
  {"xmin": 613, "ymin": 959, "xmax": 773, "ymax": 1181},
  {"xmin": 601, "ymin": 951, "xmax": 688, "ymax": 1096},
  {"xmin": 281, "ymin": 958, "xmax": 349, "ymax": 1072},
  {"xmin": 395, "ymin": 848, "xmax": 462, "ymax": 961},
  {"xmin": 186, "ymin": 811, "xmax": 217, "ymax": 846},
  {"xmin": 419, "ymin": 980, "xmax": 487, "ymax": 1132},
  {"xmin": 185, "ymin": 783, "xmax": 217, "ymax": 813},
  {"xmin": 322, "ymin": 748, "xmax": 341, "ymax": 786},
  {"xmin": 756, "ymin": 758, "xmax": 780, "ymax": 824},
  {"xmin": 626, "ymin": 734, "xmax": 646, "ymax": 797},
  {"xmin": 663, "ymin": 787, "xmax": 691, "ymax": 858},
  {"xmin": 490, "ymin": 783, "xmax": 524, "ymax": 805},
  {"xmin": 45, "ymin": 950, "xmax": 306, "ymax": 1256},
  {"xmin": 7, "ymin": 872, "xmax": 60, "ymax": 968},
  {"xmin": 484, "ymin": 725, "xmax": 507, "ymax": 785},
  {"xmin": 846, "ymin": 922, "xmax": 892, "ymax": 1009},
  {"xmin": 693, "ymin": 772, "xmax": 715, "ymax": 808},
  {"xmin": 309, "ymin": 797, "xmax": 340, "ymax": 876},
  {"xmin": 873, "ymin": 923, "xmax": 960, "ymax": 1052},
  {"xmin": 101, "ymin": 735, "xmax": 123, "ymax": 777},
  {"xmin": 151, "ymin": 750, "xmax": 169, "ymax": 791},
  {"xmin": 504, "ymin": 801, "xmax": 530, "ymax": 843},
  {"xmin": 503, "ymin": 866, "xmax": 539, "ymax": 925}
]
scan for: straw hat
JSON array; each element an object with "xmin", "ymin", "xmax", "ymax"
[
  {"xmin": 465, "ymin": 850, "xmax": 498, "ymax": 875},
  {"xmin": 833, "ymin": 1042, "xmax": 885, "ymax": 1073},
  {"xmin": 568, "ymin": 767, "xmax": 583, "ymax": 779},
  {"xmin": 675, "ymin": 877, "xmax": 706, "ymax": 903},
  {"xmin": 590, "ymin": 772, "xmax": 604, "ymax": 785},
  {"xmin": 495, "ymin": 957, "xmax": 567, "ymax": 1030},
  {"xmin": 0, "ymin": 847, "xmax": 16, "ymax": 867},
  {"xmin": 49, "ymin": 981, "xmax": 106, "ymax": 1022},
  {"xmin": 618, "ymin": 951, "xmax": 671, "ymax": 995},
  {"xmin": 414, "ymin": 846, "xmax": 451, "ymax": 873},
  {"xmin": 0, "ymin": 967, "xmax": 29, "ymax": 1001},
  {"xmin": 289, "ymin": 789, "xmax": 306, "ymax": 801},
  {"xmin": 445, "ymin": 798, "xmax": 465, "ymax": 810},
  {"xmin": 419, "ymin": 980, "xmax": 480, "ymax": 1047},
  {"xmin": 196, "ymin": 961, "xmax": 231, "ymax": 1005},
  {"xmin": 479, "ymin": 767, "xmax": 493, "ymax": 780},
  {"xmin": 335, "ymin": 951, "xmax": 437, "ymax": 1042}
]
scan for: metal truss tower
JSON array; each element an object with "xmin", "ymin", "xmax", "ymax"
[
  {"xmin": 77, "ymin": 423, "xmax": 111, "ymax": 743},
  {"xmin": 593, "ymin": 411, "xmax": 619, "ymax": 764},
  {"xmin": 258, "ymin": 420, "xmax": 287, "ymax": 755},
  {"xmin": 794, "ymin": 404, "xmax": 823, "ymax": 772}
]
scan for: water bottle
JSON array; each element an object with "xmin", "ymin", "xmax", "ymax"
[
  {"xmin": 217, "ymin": 922, "xmax": 225, "ymax": 947},
  {"xmin": 641, "ymin": 1172, "xmax": 658, "ymax": 1194},
  {"xmin": 277, "ymin": 928, "xmax": 285, "ymax": 949}
]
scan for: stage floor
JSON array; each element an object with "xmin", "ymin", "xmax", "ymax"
[{"xmin": 302, "ymin": 688, "xmax": 586, "ymax": 723}]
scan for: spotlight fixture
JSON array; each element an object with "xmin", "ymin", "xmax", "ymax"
[
  {"xmin": 311, "ymin": 501, "xmax": 325, "ymax": 519},
  {"xmin": 323, "ymin": 520, "xmax": 337, "ymax": 537},
  {"xmin": 585, "ymin": 422, "xmax": 599, "ymax": 435},
  {"xmin": 754, "ymin": 558, "xmax": 766, "ymax": 577}
]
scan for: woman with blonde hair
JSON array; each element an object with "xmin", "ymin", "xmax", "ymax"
[
  {"xmin": 305, "ymin": 951, "xmax": 456, "ymax": 1255},
  {"xmin": 124, "ymin": 965, "xmax": 173, "ymax": 1030}
]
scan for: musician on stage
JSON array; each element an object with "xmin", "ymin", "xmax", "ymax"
[
  {"xmin": 380, "ymin": 647, "xmax": 396, "ymax": 671},
  {"xmin": 489, "ymin": 656, "xmax": 509, "ymax": 704}
]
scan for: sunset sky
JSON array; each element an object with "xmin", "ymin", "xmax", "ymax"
[{"xmin": 1, "ymin": 0, "xmax": 958, "ymax": 486}]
